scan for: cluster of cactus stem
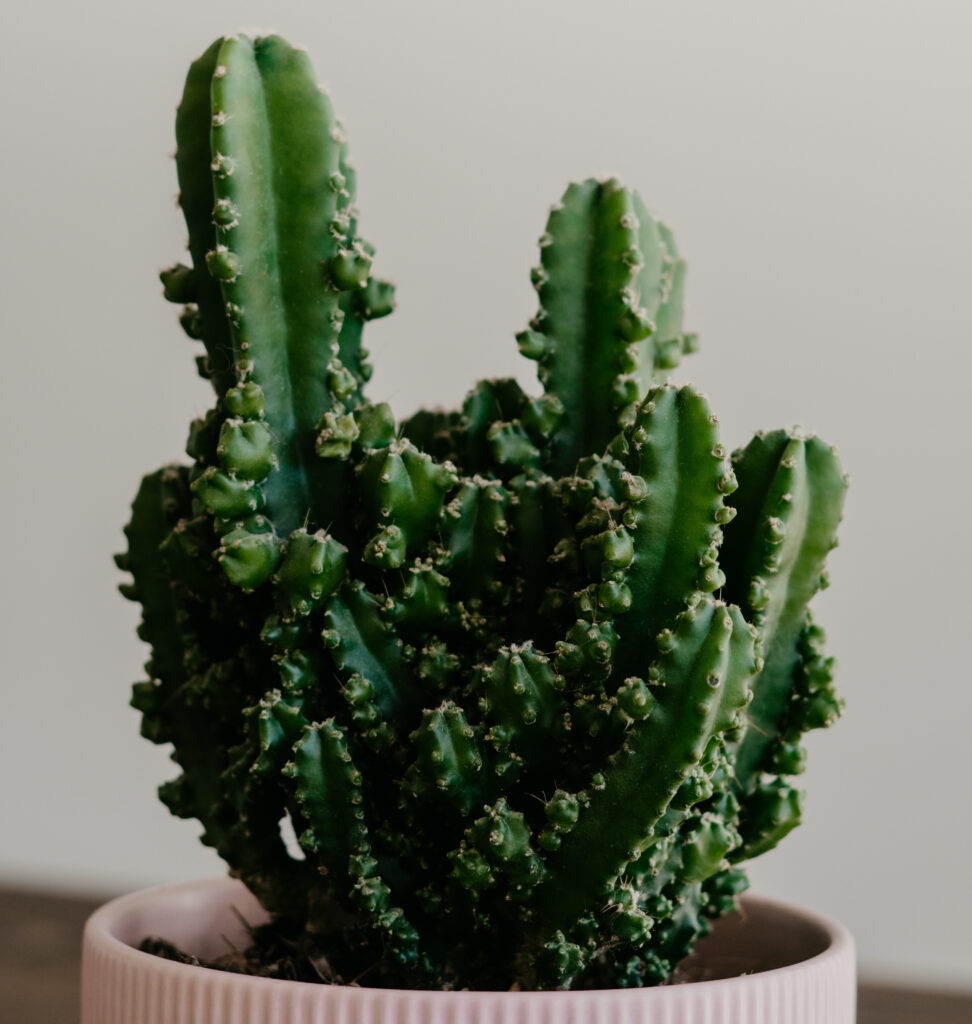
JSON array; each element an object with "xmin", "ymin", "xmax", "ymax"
[{"xmin": 119, "ymin": 33, "xmax": 848, "ymax": 990}]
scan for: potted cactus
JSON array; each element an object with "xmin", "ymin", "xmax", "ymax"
[{"xmin": 84, "ymin": 31, "xmax": 855, "ymax": 1024}]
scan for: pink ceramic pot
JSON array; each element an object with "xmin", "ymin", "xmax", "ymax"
[{"xmin": 81, "ymin": 877, "xmax": 855, "ymax": 1024}]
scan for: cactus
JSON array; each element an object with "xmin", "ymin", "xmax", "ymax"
[{"xmin": 119, "ymin": 32, "xmax": 848, "ymax": 990}]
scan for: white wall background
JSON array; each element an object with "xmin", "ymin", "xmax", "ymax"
[{"xmin": 2, "ymin": 0, "xmax": 969, "ymax": 990}]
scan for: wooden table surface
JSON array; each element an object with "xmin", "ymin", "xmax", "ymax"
[{"xmin": 2, "ymin": 886, "xmax": 969, "ymax": 1024}]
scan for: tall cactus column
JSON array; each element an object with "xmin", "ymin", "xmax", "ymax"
[{"xmin": 167, "ymin": 34, "xmax": 394, "ymax": 554}]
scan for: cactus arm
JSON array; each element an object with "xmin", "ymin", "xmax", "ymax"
[
  {"xmin": 210, "ymin": 34, "xmax": 347, "ymax": 536},
  {"xmin": 213, "ymin": 735, "xmax": 311, "ymax": 916},
  {"xmin": 731, "ymin": 614, "xmax": 842, "ymax": 860},
  {"xmin": 456, "ymin": 798, "xmax": 547, "ymax": 902},
  {"xmin": 519, "ymin": 180, "xmax": 695, "ymax": 475},
  {"xmin": 720, "ymin": 431, "xmax": 847, "ymax": 791},
  {"xmin": 175, "ymin": 35, "xmax": 377, "ymax": 536},
  {"xmin": 408, "ymin": 701, "xmax": 485, "ymax": 815},
  {"xmin": 593, "ymin": 753, "xmax": 745, "ymax": 986},
  {"xmin": 733, "ymin": 779, "xmax": 803, "ymax": 860},
  {"xmin": 440, "ymin": 475, "xmax": 512, "ymax": 609},
  {"xmin": 483, "ymin": 643, "xmax": 567, "ymax": 768},
  {"xmin": 522, "ymin": 179, "xmax": 641, "ymax": 474},
  {"xmin": 290, "ymin": 721, "xmax": 425, "ymax": 971},
  {"xmin": 553, "ymin": 455, "xmax": 646, "ymax": 652},
  {"xmin": 122, "ymin": 469, "xmax": 227, "ymax": 835},
  {"xmin": 585, "ymin": 861, "xmax": 749, "ymax": 986},
  {"xmin": 356, "ymin": 440, "xmax": 457, "ymax": 567},
  {"xmin": 611, "ymin": 385, "xmax": 737, "ymax": 680},
  {"xmin": 289, "ymin": 719, "xmax": 369, "ymax": 872},
  {"xmin": 120, "ymin": 466, "xmax": 193, "ymax": 690},
  {"xmin": 122, "ymin": 468, "xmax": 307, "ymax": 918},
  {"xmin": 536, "ymin": 598, "xmax": 755, "ymax": 932},
  {"xmin": 323, "ymin": 581, "xmax": 422, "ymax": 732}
]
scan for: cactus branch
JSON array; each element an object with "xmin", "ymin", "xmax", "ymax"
[
  {"xmin": 721, "ymin": 431, "xmax": 847, "ymax": 792},
  {"xmin": 520, "ymin": 180, "xmax": 695, "ymax": 475}
]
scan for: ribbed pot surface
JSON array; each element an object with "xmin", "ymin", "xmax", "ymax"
[{"xmin": 81, "ymin": 878, "xmax": 856, "ymax": 1024}]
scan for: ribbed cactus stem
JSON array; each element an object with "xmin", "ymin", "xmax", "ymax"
[
  {"xmin": 611, "ymin": 384, "xmax": 737, "ymax": 679},
  {"xmin": 172, "ymin": 35, "xmax": 392, "ymax": 538},
  {"xmin": 721, "ymin": 430, "xmax": 847, "ymax": 791},
  {"xmin": 519, "ymin": 180, "xmax": 695, "ymax": 475},
  {"xmin": 537, "ymin": 597, "xmax": 756, "ymax": 932}
]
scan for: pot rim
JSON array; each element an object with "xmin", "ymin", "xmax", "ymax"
[{"xmin": 82, "ymin": 875, "xmax": 854, "ymax": 1002}]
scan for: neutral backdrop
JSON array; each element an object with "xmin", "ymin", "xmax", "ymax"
[{"xmin": 2, "ymin": 0, "xmax": 969, "ymax": 990}]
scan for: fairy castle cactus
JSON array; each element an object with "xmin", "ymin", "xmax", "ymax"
[{"xmin": 118, "ymin": 33, "xmax": 848, "ymax": 990}]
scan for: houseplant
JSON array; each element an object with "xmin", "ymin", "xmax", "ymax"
[{"xmin": 85, "ymin": 30, "xmax": 854, "ymax": 1023}]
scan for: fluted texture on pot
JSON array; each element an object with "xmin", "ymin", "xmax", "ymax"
[
  {"xmin": 81, "ymin": 881, "xmax": 856, "ymax": 1024},
  {"xmin": 118, "ymin": 32, "xmax": 848, "ymax": 990}
]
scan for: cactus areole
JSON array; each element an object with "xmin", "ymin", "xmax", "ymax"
[{"xmin": 119, "ymin": 33, "xmax": 848, "ymax": 991}]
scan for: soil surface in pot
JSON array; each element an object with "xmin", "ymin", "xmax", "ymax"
[
  {"xmin": 139, "ymin": 913, "xmax": 354, "ymax": 985},
  {"xmin": 138, "ymin": 896, "xmax": 833, "ymax": 990}
]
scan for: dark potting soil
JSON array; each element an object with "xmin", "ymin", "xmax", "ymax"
[
  {"xmin": 137, "ymin": 913, "xmax": 354, "ymax": 985},
  {"xmin": 135, "ymin": 908, "xmax": 754, "ymax": 989}
]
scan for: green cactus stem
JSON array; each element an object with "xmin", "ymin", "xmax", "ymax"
[
  {"xmin": 517, "ymin": 180, "xmax": 696, "ymax": 475},
  {"xmin": 170, "ymin": 34, "xmax": 394, "ymax": 543},
  {"xmin": 535, "ymin": 597, "xmax": 757, "ymax": 935},
  {"xmin": 720, "ymin": 430, "xmax": 847, "ymax": 793}
]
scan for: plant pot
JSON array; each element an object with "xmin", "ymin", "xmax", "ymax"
[{"xmin": 81, "ymin": 877, "xmax": 855, "ymax": 1024}]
